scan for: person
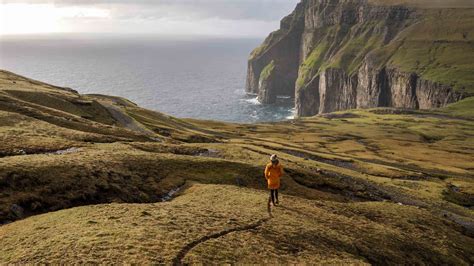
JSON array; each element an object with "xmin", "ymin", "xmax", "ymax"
[{"xmin": 264, "ymin": 154, "xmax": 283, "ymax": 206}]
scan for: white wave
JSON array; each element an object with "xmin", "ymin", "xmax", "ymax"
[
  {"xmin": 286, "ymin": 108, "xmax": 296, "ymax": 120},
  {"xmin": 244, "ymin": 97, "xmax": 261, "ymax": 105}
]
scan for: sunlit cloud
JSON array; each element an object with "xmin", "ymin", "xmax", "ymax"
[
  {"xmin": 0, "ymin": 3, "xmax": 110, "ymax": 35},
  {"xmin": 0, "ymin": 1, "xmax": 299, "ymax": 36}
]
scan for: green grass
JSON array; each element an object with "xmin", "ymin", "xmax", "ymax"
[
  {"xmin": 1, "ymin": 184, "xmax": 472, "ymax": 264},
  {"xmin": 368, "ymin": 0, "xmax": 474, "ymax": 8},
  {"xmin": 296, "ymin": 42, "xmax": 329, "ymax": 88},
  {"xmin": 327, "ymin": 25, "xmax": 385, "ymax": 75},
  {"xmin": 385, "ymin": 11, "xmax": 474, "ymax": 93},
  {"xmin": 294, "ymin": 19, "xmax": 388, "ymax": 89},
  {"xmin": 249, "ymin": 30, "xmax": 285, "ymax": 60},
  {"xmin": 259, "ymin": 60, "xmax": 275, "ymax": 82},
  {"xmin": 439, "ymin": 96, "xmax": 474, "ymax": 118}
]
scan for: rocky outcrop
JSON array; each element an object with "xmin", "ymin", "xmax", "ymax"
[
  {"xmin": 355, "ymin": 61, "xmax": 391, "ymax": 110},
  {"xmin": 296, "ymin": 63, "xmax": 466, "ymax": 116},
  {"xmin": 319, "ymin": 68, "xmax": 358, "ymax": 114},
  {"xmin": 295, "ymin": 75, "xmax": 320, "ymax": 116},
  {"xmin": 257, "ymin": 61, "xmax": 277, "ymax": 103},
  {"xmin": 245, "ymin": 2, "xmax": 305, "ymax": 103},
  {"xmin": 416, "ymin": 80, "xmax": 465, "ymax": 109},
  {"xmin": 247, "ymin": 0, "xmax": 473, "ymax": 116}
]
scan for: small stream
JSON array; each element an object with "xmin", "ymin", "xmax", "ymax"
[
  {"xmin": 48, "ymin": 147, "xmax": 81, "ymax": 155},
  {"xmin": 161, "ymin": 185, "xmax": 185, "ymax": 202}
]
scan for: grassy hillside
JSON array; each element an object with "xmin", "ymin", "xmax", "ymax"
[
  {"xmin": 1, "ymin": 184, "xmax": 472, "ymax": 264},
  {"xmin": 385, "ymin": 9, "xmax": 474, "ymax": 93},
  {"xmin": 369, "ymin": 0, "xmax": 474, "ymax": 8},
  {"xmin": 0, "ymin": 70, "xmax": 473, "ymax": 263},
  {"xmin": 439, "ymin": 97, "xmax": 474, "ymax": 118}
]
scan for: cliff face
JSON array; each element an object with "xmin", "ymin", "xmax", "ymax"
[
  {"xmin": 246, "ymin": 2, "xmax": 305, "ymax": 101},
  {"xmin": 246, "ymin": 0, "xmax": 474, "ymax": 116}
]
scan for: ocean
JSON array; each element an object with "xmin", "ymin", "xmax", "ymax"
[{"xmin": 0, "ymin": 35, "xmax": 295, "ymax": 123}]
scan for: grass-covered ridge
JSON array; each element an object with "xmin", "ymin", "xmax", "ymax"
[
  {"xmin": 386, "ymin": 10, "xmax": 474, "ymax": 93},
  {"xmin": 296, "ymin": 41, "xmax": 329, "ymax": 88},
  {"xmin": 439, "ymin": 96, "xmax": 474, "ymax": 119},
  {"xmin": 259, "ymin": 60, "xmax": 275, "ymax": 82},
  {"xmin": 249, "ymin": 30, "xmax": 287, "ymax": 60},
  {"xmin": 0, "ymin": 70, "xmax": 473, "ymax": 263}
]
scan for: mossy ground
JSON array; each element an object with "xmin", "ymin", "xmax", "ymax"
[
  {"xmin": 0, "ymin": 71, "xmax": 473, "ymax": 263},
  {"xmin": 439, "ymin": 97, "xmax": 474, "ymax": 119},
  {"xmin": 1, "ymin": 184, "xmax": 472, "ymax": 264},
  {"xmin": 369, "ymin": 0, "xmax": 474, "ymax": 8}
]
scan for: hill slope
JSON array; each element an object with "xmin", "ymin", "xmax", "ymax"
[
  {"xmin": 246, "ymin": 0, "xmax": 474, "ymax": 116},
  {"xmin": 0, "ymin": 70, "xmax": 473, "ymax": 263},
  {"xmin": 1, "ymin": 184, "xmax": 473, "ymax": 264}
]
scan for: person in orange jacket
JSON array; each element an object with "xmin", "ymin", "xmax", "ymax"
[{"xmin": 265, "ymin": 154, "xmax": 283, "ymax": 206}]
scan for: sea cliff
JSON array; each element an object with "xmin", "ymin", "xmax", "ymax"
[{"xmin": 246, "ymin": 0, "xmax": 474, "ymax": 116}]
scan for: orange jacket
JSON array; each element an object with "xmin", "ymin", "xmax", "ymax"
[{"xmin": 265, "ymin": 162, "xmax": 283, "ymax": 189}]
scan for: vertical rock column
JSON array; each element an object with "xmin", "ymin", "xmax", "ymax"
[
  {"xmin": 245, "ymin": 2, "xmax": 306, "ymax": 103},
  {"xmin": 356, "ymin": 62, "xmax": 391, "ymax": 109},
  {"xmin": 257, "ymin": 61, "xmax": 277, "ymax": 103},
  {"xmin": 319, "ymin": 68, "xmax": 358, "ymax": 113},
  {"xmin": 296, "ymin": 75, "xmax": 320, "ymax": 117}
]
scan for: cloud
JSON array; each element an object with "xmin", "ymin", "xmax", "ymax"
[
  {"xmin": 2, "ymin": 0, "xmax": 300, "ymax": 21},
  {"xmin": 0, "ymin": 0, "xmax": 300, "ymax": 36}
]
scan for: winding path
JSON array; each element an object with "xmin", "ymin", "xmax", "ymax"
[
  {"xmin": 100, "ymin": 102, "xmax": 155, "ymax": 136},
  {"xmin": 172, "ymin": 217, "xmax": 271, "ymax": 265}
]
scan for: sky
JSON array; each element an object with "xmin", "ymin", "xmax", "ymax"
[{"xmin": 0, "ymin": 0, "xmax": 300, "ymax": 37}]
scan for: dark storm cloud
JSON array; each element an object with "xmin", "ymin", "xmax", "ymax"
[{"xmin": 3, "ymin": 0, "xmax": 301, "ymax": 21}]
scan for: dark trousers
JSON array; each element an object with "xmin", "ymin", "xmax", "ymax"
[{"xmin": 269, "ymin": 189, "xmax": 279, "ymax": 205}]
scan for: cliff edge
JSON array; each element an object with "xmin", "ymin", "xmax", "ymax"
[{"xmin": 246, "ymin": 0, "xmax": 474, "ymax": 116}]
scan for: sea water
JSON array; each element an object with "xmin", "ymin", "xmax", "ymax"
[{"xmin": 0, "ymin": 34, "xmax": 295, "ymax": 123}]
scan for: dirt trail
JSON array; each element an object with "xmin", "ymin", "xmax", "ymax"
[
  {"xmin": 100, "ymin": 102, "xmax": 155, "ymax": 136},
  {"xmin": 172, "ymin": 217, "xmax": 271, "ymax": 265},
  {"xmin": 0, "ymin": 147, "xmax": 82, "ymax": 158}
]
